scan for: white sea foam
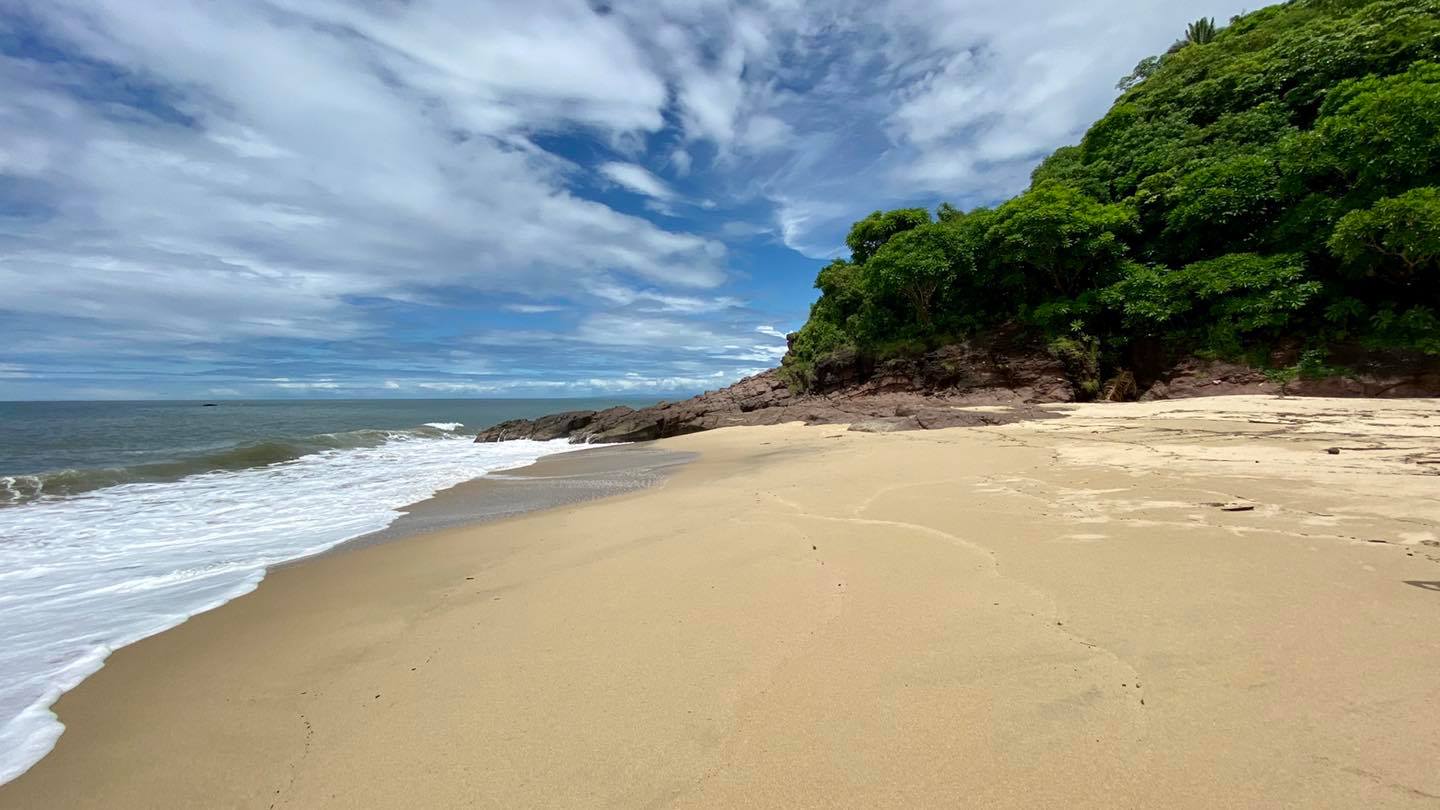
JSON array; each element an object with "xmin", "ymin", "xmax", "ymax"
[
  {"xmin": 0, "ymin": 434, "xmax": 580, "ymax": 785},
  {"xmin": 423, "ymin": 422, "xmax": 465, "ymax": 431}
]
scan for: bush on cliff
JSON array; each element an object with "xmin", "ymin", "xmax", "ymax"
[{"xmin": 781, "ymin": 0, "xmax": 1440, "ymax": 393}]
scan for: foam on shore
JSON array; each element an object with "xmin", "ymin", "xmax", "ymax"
[{"xmin": 0, "ymin": 432, "xmax": 585, "ymax": 785}]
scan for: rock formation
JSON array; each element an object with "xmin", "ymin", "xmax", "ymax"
[
  {"xmin": 475, "ymin": 336, "xmax": 1440, "ymax": 445},
  {"xmin": 475, "ymin": 334, "xmax": 1072, "ymax": 443}
]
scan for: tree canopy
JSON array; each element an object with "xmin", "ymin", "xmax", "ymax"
[{"xmin": 781, "ymin": 0, "xmax": 1440, "ymax": 393}]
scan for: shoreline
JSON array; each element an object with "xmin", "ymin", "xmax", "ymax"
[
  {"xmin": 0, "ymin": 440, "xmax": 689, "ymax": 790},
  {"xmin": 334, "ymin": 444, "xmax": 696, "ymax": 553},
  {"xmin": 3, "ymin": 396, "xmax": 1438, "ymax": 807}
]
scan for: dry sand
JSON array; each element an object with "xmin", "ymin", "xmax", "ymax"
[{"xmin": 3, "ymin": 395, "xmax": 1438, "ymax": 808}]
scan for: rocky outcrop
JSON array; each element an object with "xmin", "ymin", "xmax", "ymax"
[
  {"xmin": 1137, "ymin": 357, "xmax": 1440, "ymax": 401},
  {"xmin": 475, "ymin": 337, "xmax": 1440, "ymax": 445},
  {"xmin": 1137, "ymin": 360, "xmax": 1276, "ymax": 401},
  {"xmin": 477, "ymin": 410, "xmax": 600, "ymax": 442},
  {"xmin": 810, "ymin": 333, "xmax": 1074, "ymax": 402},
  {"xmin": 475, "ymin": 335, "xmax": 1073, "ymax": 444}
]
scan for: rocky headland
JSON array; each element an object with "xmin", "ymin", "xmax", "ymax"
[{"xmin": 476, "ymin": 334, "xmax": 1440, "ymax": 444}]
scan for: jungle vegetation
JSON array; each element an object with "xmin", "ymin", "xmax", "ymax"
[{"xmin": 781, "ymin": 0, "xmax": 1440, "ymax": 393}]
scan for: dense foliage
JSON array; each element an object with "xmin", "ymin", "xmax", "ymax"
[{"xmin": 782, "ymin": 0, "xmax": 1440, "ymax": 391}]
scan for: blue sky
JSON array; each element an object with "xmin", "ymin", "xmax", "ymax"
[{"xmin": 0, "ymin": 0, "xmax": 1255, "ymax": 400}]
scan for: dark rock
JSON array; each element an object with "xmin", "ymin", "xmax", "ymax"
[
  {"xmin": 1138, "ymin": 360, "xmax": 1272, "ymax": 400},
  {"xmin": 474, "ymin": 410, "xmax": 598, "ymax": 442},
  {"xmin": 1139, "ymin": 355, "xmax": 1440, "ymax": 400},
  {"xmin": 809, "ymin": 332, "xmax": 1076, "ymax": 404}
]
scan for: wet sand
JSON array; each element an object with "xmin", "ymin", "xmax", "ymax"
[
  {"xmin": 345, "ymin": 444, "xmax": 696, "ymax": 548},
  {"xmin": 2, "ymin": 396, "xmax": 1438, "ymax": 808}
]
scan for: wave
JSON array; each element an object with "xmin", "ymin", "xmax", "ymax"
[
  {"xmin": 0, "ymin": 423, "xmax": 469, "ymax": 507},
  {"xmin": 0, "ymin": 432, "xmax": 583, "ymax": 785}
]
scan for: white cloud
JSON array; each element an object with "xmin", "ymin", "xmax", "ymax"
[
  {"xmin": 0, "ymin": 0, "xmax": 727, "ymax": 352},
  {"xmin": 738, "ymin": 114, "xmax": 794, "ymax": 152},
  {"xmin": 599, "ymin": 161, "xmax": 676, "ymax": 202},
  {"xmin": 574, "ymin": 314, "xmax": 732, "ymax": 349},
  {"xmin": 670, "ymin": 148, "xmax": 693, "ymax": 176},
  {"xmin": 504, "ymin": 303, "xmax": 567, "ymax": 314},
  {"xmin": 381, "ymin": 372, "xmax": 748, "ymax": 396},
  {"xmin": 585, "ymin": 279, "xmax": 744, "ymax": 314},
  {"xmin": 270, "ymin": 378, "xmax": 342, "ymax": 390},
  {"xmin": 755, "ymin": 325, "xmax": 788, "ymax": 339}
]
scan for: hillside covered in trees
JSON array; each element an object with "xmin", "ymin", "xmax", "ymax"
[{"xmin": 781, "ymin": 0, "xmax": 1440, "ymax": 396}]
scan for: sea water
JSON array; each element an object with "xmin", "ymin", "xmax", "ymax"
[{"xmin": 0, "ymin": 398, "xmax": 647, "ymax": 785}]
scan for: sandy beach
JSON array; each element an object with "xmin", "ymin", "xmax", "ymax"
[{"xmin": 3, "ymin": 396, "xmax": 1438, "ymax": 808}]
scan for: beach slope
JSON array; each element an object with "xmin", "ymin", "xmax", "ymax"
[{"xmin": 3, "ymin": 396, "xmax": 1438, "ymax": 808}]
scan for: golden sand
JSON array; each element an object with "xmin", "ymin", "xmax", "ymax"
[{"xmin": 3, "ymin": 396, "xmax": 1438, "ymax": 808}]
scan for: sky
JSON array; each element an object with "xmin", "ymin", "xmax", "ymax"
[{"xmin": 0, "ymin": 0, "xmax": 1257, "ymax": 400}]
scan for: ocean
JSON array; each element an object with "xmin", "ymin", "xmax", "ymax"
[{"xmin": 0, "ymin": 397, "xmax": 650, "ymax": 785}]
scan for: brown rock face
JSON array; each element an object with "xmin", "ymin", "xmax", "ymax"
[
  {"xmin": 1137, "ymin": 360, "xmax": 1275, "ymax": 401},
  {"xmin": 1137, "ymin": 356, "xmax": 1440, "ymax": 401}
]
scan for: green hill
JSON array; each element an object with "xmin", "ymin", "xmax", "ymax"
[{"xmin": 782, "ymin": 0, "xmax": 1440, "ymax": 396}]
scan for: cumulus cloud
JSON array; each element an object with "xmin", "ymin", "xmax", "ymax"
[
  {"xmin": 0, "ymin": 0, "xmax": 1265, "ymax": 398},
  {"xmin": 0, "ymin": 1, "xmax": 724, "ymax": 342}
]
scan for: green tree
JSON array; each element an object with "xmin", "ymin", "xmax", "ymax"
[
  {"xmin": 1117, "ymin": 56, "xmax": 1162, "ymax": 92},
  {"xmin": 1185, "ymin": 17, "xmax": 1218, "ymax": 45},
  {"xmin": 814, "ymin": 258, "xmax": 864, "ymax": 312},
  {"xmin": 1102, "ymin": 253, "xmax": 1321, "ymax": 349},
  {"xmin": 1314, "ymin": 62, "xmax": 1440, "ymax": 196},
  {"xmin": 1329, "ymin": 187, "xmax": 1440, "ymax": 284},
  {"xmin": 987, "ymin": 184, "xmax": 1136, "ymax": 298},
  {"xmin": 845, "ymin": 208, "xmax": 931, "ymax": 265},
  {"xmin": 1163, "ymin": 153, "xmax": 1281, "ymax": 259},
  {"xmin": 861, "ymin": 223, "xmax": 958, "ymax": 327}
]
